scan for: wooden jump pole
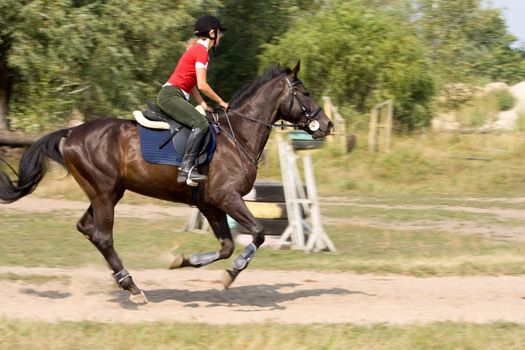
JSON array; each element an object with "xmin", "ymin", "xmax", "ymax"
[
  {"xmin": 368, "ymin": 99, "xmax": 393, "ymax": 153},
  {"xmin": 322, "ymin": 96, "xmax": 347, "ymax": 152}
]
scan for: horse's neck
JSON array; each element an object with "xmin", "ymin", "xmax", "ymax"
[{"xmin": 227, "ymin": 82, "xmax": 283, "ymax": 160}]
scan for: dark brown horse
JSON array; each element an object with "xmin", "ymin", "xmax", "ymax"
[{"xmin": 0, "ymin": 62, "xmax": 333, "ymax": 303}]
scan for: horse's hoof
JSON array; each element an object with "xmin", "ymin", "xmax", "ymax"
[
  {"xmin": 129, "ymin": 291, "xmax": 148, "ymax": 304},
  {"xmin": 221, "ymin": 270, "xmax": 235, "ymax": 289},
  {"xmin": 169, "ymin": 254, "xmax": 184, "ymax": 269}
]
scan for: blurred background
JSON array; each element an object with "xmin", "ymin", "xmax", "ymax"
[{"xmin": 1, "ymin": 0, "xmax": 524, "ymax": 132}]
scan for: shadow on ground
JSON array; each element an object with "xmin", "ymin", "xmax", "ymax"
[{"xmin": 109, "ymin": 283, "xmax": 372, "ymax": 310}]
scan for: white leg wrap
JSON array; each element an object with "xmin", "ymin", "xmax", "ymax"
[
  {"xmin": 114, "ymin": 269, "xmax": 130, "ymax": 285},
  {"xmin": 233, "ymin": 243, "xmax": 257, "ymax": 270},
  {"xmin": 189, "ymin": 252, "xmax": 219, "ymax": 266}
]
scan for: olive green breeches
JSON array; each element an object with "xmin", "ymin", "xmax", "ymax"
[{"xmin": 157, "ymin": 85, "xmax": 209, "ymax": 131}]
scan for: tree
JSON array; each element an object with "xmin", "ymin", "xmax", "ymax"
[
  {"xmin": 3, "ymin": 0, "xmax": 524, "ymax": 131},
  {"xmin": 467, "ymin": 8, "xmax": 525, "ymax": 84},
  {"xmin": 0, "ymin": 0, "xmax": 27, "ymax": 131},
  {"xmin": 5, "ymin": 0, "xmax": 218, "ymax": 130},
  {"xmin": 209, "ymin": 0, "xmax": 319, "ymax": 99},
  {"xmin": 413, "ymin": 0, "xmax": 525, "ymax": 85},
  {"xmin": 259, "ymin": 0, "xmax": 435, "ymax": 129}
]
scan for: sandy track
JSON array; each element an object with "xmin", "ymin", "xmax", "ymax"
[
  {"xmin": 1, "ymin": 266, "xmax": 525, "ymax": 325},
  {"xmin": 4, "ymin": 197, "xmax": 194, "ymax": 219}
]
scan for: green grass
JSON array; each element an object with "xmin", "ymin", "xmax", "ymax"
[
  {"xmin": 310, "ymin": 131, "xmax": 525, "ymax": 197},
  {"xmin": 452, "ymin": 88, "xmax": 515, "ymax": 127},
  {"xmin": 328, "ymin": 195, "xmax": 525, "ymax": 210},
  {"xmin": 517, "ymin": 110, "xmax": 525, "ymax": 131},
  {"xmin": 0, "ymin": 210, "xmax": 189, "ymax": 269},
  {"xmin": 322, "ymin": 205, "xmax": 525, "ymax": 227},
  {"xmin": 253, "ymin": 224, "xmax": 525, "ymax": 276},
  {"xmin": 1, "ymin": 210, "xmax": 525, "ymax": 276},
  {"xmin": 4, "ymin": 129, "xmax": 525, "ymax": 200},
  {"xmin": 493, "ymin": 89, "xmax": 516, "ymax": 111},
  {"xmin": 1, "ymin": 319, "xmax": 525, "ymax": 350}
]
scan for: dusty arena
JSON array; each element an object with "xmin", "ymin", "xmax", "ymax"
[{"xmin": 2, "ymin": 197, "xmax": 525, "ymax": 325}]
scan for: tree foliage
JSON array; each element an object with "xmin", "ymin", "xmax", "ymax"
[
  {"xmin": 0, "ymin": 0, "xmax": 27, "ymax": 130},
  {"xmin": 6, "ymin": 0, "xmax": 211, "ymax": 129},
  {"xmin": 413, "ymin": 0, "xmax": 525, "ymax": 85},
  {"xmin": 209, "ymin": 0, "xmax": 320, "ymax": 99},
  {"xmin": 0, "ymin": 0, "xmax": 524, "ymax": 131},
  {"xmin": 260, "ymin": 0, "xmax": 435, "ymax": 128}
]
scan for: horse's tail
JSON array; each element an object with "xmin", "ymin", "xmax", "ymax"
[{"xmin": 0, "ymin": 128, "xmax": 70, "ymax": 203}]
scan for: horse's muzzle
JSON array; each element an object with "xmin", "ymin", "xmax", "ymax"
[{"xmin": 313, "ymin": 120, "xmax": 333, "ymax": 138}]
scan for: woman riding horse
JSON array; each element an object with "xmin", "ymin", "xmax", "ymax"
[
  {"xmin": 158, "ymin": 15, "xmax": 229, "ymax": 184},
  {"xmin": 0, "ymin": 61, "xmax": 333, "ymax": 304}
]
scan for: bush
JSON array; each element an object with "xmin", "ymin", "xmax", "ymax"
[{"xmin": 492, "ymin": 89, "xmax": 516, "ymax": 111}]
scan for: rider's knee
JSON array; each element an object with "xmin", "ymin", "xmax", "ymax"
[{"xmin": 194, "ymin": 119, "xmax": 209, "ymax": 132}]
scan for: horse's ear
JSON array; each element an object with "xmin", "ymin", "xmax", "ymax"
[{"xmin": 292, "ymin": 60, "xmax": 301, "ymax": 78}]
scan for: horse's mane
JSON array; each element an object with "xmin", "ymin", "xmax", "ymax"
[{"xmin": 229, "ymin": 65, "xmax": 291, "ymax": 109}]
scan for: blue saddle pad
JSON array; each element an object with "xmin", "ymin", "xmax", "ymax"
[{"xmin": 138, "ymin": 125, "xmax": 216, "ymax": 167}]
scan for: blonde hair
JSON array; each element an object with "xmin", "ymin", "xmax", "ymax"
[{"xmin": 185, "ymin": 37, "xmax": 198, "ymax": 50}]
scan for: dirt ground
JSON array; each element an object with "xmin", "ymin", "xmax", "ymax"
[
  {"xmin": 2, "ymin": 266, "xmax": 525, "ymax": 325},
  {"xmin": 2, "ymin": 197, "xmax": 525, "ymax": 325}
]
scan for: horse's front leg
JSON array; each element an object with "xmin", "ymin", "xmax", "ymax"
[
  {"xmin": 169, "ymin": 207, "xmax": 235, "ymax": 269},
  {"xmin": 220, "ymin": 196, "xmax": 265, "ymax": 289}
]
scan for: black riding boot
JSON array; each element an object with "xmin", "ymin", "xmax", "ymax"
[{"xmin": 177, "ymin": 127, "xmax": 208, "ymax": 184}]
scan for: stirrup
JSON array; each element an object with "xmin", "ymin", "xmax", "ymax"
[
  {"xmin": 186, "ymin": 178, "xmax": 198, "ymax": 187},
  {"xmin": 178, "ymin": 167, "xmax": 205, "ymax": 187},
  {"xmin": 177, "ymin": 172, "xmax": 188, "ymax": 184},
  {"xmin": 187, "ymin": 167, "xmax": 207, "ymax": 184},
  {"xmin": 177, "ymin": 173, "xmax": 197, "ymax": 187}
]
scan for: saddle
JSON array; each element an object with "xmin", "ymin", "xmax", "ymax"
[{"xmin": 133, "ymin": 101, "xmax": 215, "ymax": 167}]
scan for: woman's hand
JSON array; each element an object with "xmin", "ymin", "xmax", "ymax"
[{"xmin": 219, "ymin": 100, "xmax": 229, "ymax": 110}]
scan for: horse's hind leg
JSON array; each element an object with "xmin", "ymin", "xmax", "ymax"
[
  {"xmin": 72, "ymin": 177, "xmax": 146, "ymax": 303},
  {"xmin": 169, "ymin": 207, "xmax": 235, "ymax": 269},
  {"xmin": 76, "ymin": 206, "xmax": 94, "ymax": 240},
  {"xmin": 76, "ymin": 199, "xmax": 147, "ymax": 303},
  {"xmin": 64, "ymin": 125, "xmax": 145, "ymax": 303}
]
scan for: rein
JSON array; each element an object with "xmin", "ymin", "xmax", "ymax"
[
  {"xmin": 210, "ymin": 111, "xmax": 266, "ymax": 170},
  {"xmin": 230, "ymin": 77, "xmax": 323, "ymax": 131},
  {"xmin": 209, "ymin": 75, "xmax": 324, "ymax": 177}
]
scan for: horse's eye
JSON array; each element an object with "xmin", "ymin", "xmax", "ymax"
[{"xmin": 302, "ymin": 91, "xmax": 310, "ymax": 96}]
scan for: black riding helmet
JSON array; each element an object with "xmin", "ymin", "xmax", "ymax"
[{"xmin": 194, "ymin": 15, "xmax": 226, "ymax": 38}]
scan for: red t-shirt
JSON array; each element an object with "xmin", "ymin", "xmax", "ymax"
[{"xmin": 167, "ymin": 42, "xmax": 208, "ymax": 94}]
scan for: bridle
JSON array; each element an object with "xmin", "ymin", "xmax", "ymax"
[
  {"xmin": 282, "ymin": 76, "xmax": 323, "ymax": 132},
  {"xmin": 222, "ymin": 74, "xmax": 324, "ymax": 132}
]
